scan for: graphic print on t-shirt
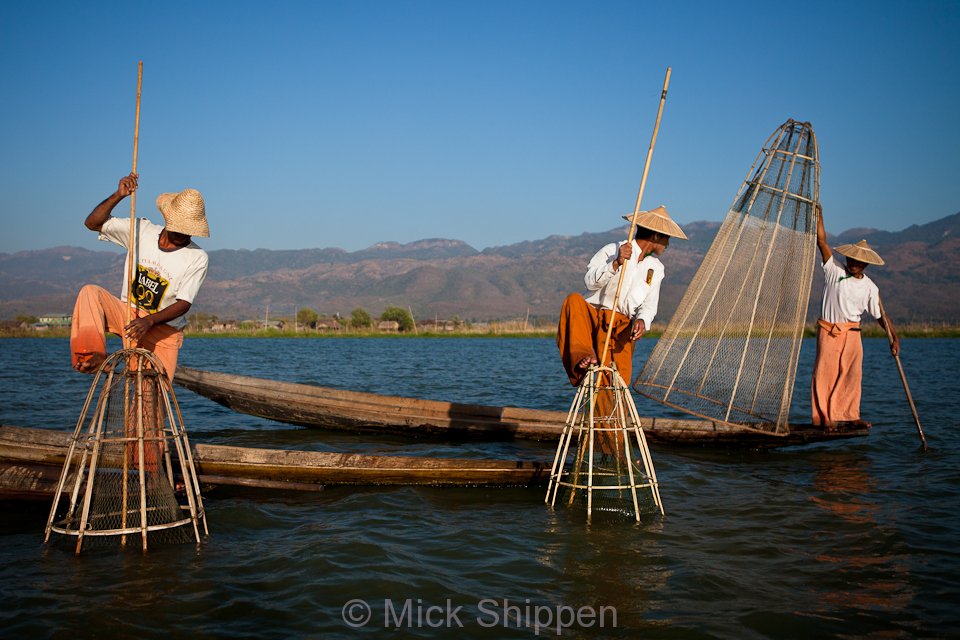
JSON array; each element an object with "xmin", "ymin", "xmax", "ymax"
[{"xmin": 131, "ymin": 264, "xmax": 170, "ymax": 313}]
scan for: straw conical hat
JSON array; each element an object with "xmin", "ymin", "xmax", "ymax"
[
  {"xmin": 833, "ymin": 239, "xmax": 884, "ymax": 266},
  {"xmin": 623, "ymin": 205, "xmax": 687, "ymax": 240},
  {"xmin": 156, "ymin": 188, "xmax": 210, "ymax": 238}
]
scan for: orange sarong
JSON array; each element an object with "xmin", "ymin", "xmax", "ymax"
[
  {"xmin": 71, "ymin": 284, "xmax": 184, "ymax": 471},
  {"xmin": 811, "ymin": 319, "xmax": 863, "ymax": 426},
  {"xmin": 70, "ymin": 284, "xmax": 183, "ymax": 382},
  {"xmin": 556, "ymin": 293, "xmax": 636, "ymax": 454},
  {"xmin": 556, "ymin": 293, "xmax": 635, "ymax": 386}
]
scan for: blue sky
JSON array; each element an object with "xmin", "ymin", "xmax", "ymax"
[{"xmin": 2, "ymin": 0, "xmax": 958, "ymax": 254}]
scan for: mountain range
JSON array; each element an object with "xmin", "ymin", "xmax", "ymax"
[{"xmin": 2, "ymin": 211, "xmax": 958, "ymax": 325}]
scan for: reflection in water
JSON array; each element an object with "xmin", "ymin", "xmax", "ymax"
[
  {"xmin": 3, "ymin": 338, "xmax": 960, "ymax": 637},
  {"xmin": 807, "ymin": 453, "xmax": 914, "ymax": 616},
  {"xmin": 535, "ymin": 509, "xmax": 671, "ymax": 632}
]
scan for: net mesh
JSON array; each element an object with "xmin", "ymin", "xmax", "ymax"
[
  {"xmin": 547, "ymin": 366, "xmax": 663, "ymax": 521},
  {"xmin": 634, "ymin": 119, "xmax": 819, "ymax": 433},
  {"xmin": 47, "ymin": 350, "xmax": 202, "ymax": 550}
]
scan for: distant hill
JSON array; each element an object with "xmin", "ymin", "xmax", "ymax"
[{"xmin": 2, "ymin": 212, "xmax": 958, "ymax": 324}]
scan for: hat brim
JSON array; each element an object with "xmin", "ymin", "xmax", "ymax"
[
  {"xmin": 622, "ymin": 213, "xmax": 688, "ymax": 240},
  {"xmin": 165, "ymin": 220, "xmax": 210, "ymax": 237},
  {"xmin": 833, "ymin": 244, "xmax": 884, "ymax": 266},
  {"xmin": 156, "ymin": 192, "xmax": 210, "ymax": 238}
]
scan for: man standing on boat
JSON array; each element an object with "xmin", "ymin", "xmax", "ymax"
[
  {"xmin": 811, "ymin": 204, "xmax": 898, "ymax": 430},
  {"xmin": 557, "ymin": 205, "xmax": 686, "ymax": 387},
  {"xmin": 70, "ymin": 172, "xmax": 210, "ymax": 381}
]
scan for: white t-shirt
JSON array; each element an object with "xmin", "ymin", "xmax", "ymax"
[
  {"xmin": 820, "ymin": 255, "xmax": 881, "ymax": 323},
  {"xmin": 583, "ymin": 240, "xmax": 664, "ymax": 327},
  {"xmin": 99, "ymin": 217, "xmax": 209, "ymax": 329}
]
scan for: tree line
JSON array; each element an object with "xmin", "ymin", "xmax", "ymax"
[
  {"xmin": 295, "ymin": 306, "xmax": 415, "ymax": 331},
  {"xmin": 187, "ymin": 306, "xmax": 418, "ymax": 332}
]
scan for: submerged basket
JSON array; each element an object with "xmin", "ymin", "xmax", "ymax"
[
  {"xmin": 547, "ymin": 364, "xmax": 663, "ymax": 522},
  {"xmin": 44, "ymin": 349, "xmax": 207, "ymax": 553},
  {"xmin": 635, "ymin": 119, "xmax": 820, "ymax": 433}
]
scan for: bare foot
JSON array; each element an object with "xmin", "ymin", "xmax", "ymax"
[
  {"xmin": 576, "ymin": 355, "xmax": 598, "ymax": 371},
  {"xmin": 570, "ymin": 355, "xmax": 599, "ymax": 386},
  {"xmin": 851, "ymin": 418, "xmax": 872, "ymax": 428},
  {"xmin": 74, "ymin": 352, "xmax": 106, "ymax": 374}
]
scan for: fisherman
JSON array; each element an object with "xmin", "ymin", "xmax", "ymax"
[
  {"xmin": 812, "ymin": 204, "xmax": 898, "ymax": 430},
  {"xmin": 557, "ymin": 205, "xmax": 687, "ymax": 388},
  {"xmin": 71, "ymin": 172, "xmax": 210, "ymax": 381}
]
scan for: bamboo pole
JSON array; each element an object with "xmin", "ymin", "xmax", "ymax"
[
  {"xmin": 553, "ymin": 68, "xmax": 669, "ymax": 521},
  {"xmin": 122, "ymin": 61, "xmax": 143, "ymax": 546},
  {"xmin": 126, "ymin": 61, "xmax": 143, "ymax": 344},
  {"xmin": 598, "ymin": 67, "xmax": 671, "ymax": 368},
  {"xmin": 878, "ymin": 299, "xmax": 927, "ymax": 451}
]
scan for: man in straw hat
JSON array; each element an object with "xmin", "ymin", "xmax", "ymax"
[
  {"xmin": 812, "ymin": 204, "xmax": 898, "ymax": 430},
  {"xmin": 557, "ymin": 205, "xmax": 687, "ymax": 388},
  {"xmin": 71, "ymin": 172, "xmax": 210, "ymax": 381}
]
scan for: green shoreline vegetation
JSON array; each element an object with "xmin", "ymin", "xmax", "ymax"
[
  {"xmin": 5, "ymin": 323, "xmax": 960, "ymax": 339},
  {"xmin": 10, "ymin": 302, "xmax": 960, "ymax": 339}
]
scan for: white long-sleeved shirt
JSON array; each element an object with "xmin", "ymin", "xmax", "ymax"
[{"xmin": 582, "ymin": 240, "xmax": 664, "ymax": 328}]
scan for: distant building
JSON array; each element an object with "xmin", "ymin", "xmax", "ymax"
[
  {"xmin": 36, "ymin": 314, "xmax": 72, "ymax": 327},
  {"xmin": 315, "ymin": 319, "xmax": 341, "ymax": 331},
  {"xmin": 377, "ymin": 320, "xmax": 400, "ymax": 332},
  {"xmin": 421, "ymin": 319, "xmax": 457, "ymax": 332}
]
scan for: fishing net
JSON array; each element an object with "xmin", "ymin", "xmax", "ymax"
[
  {"xmin": 45, "ymin": 349, "xmax": 206, "ymax": 552},
  {"xmin": 634, "ymin": 119, "xmax": 820, "ymax": 433},
  {"xmin": 547, "ymin": 365, "xmax": 663, "ymax": 521}
]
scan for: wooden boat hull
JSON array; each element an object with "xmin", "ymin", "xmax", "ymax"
[
  {"xmin": 0, "ymin": 424, "xmax": 549, "ymax": 500},
  {"xmin": 173, "ymin": 367, "xmax": 868, "ymax": 448},
  {"xmin": 175, "ymin": 367, "xmax": 569, "ymax": 441}
]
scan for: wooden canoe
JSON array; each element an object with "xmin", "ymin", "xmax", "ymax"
[
  {"xmin": 0, "ymin": 424, "xmax": 549, "ymax": 500},
  {"xmin": 173, "ymin": 367, "xmax": 868, "ymax": 448}
]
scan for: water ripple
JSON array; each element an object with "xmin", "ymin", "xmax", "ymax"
[{"xmin": 1, "ymin": 337, "xmax": 958, "ymax": 637}]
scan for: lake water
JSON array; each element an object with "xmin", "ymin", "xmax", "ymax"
[{"xmin": 1, "ymin": 337, "xmax": 958, "ymax": 638}]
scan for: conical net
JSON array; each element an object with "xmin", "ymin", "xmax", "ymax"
[
  {"xmin": 547, "ymin": 366, "xmax": 663, "ymax": 521},
  {"xmin": 634, "ymin": 119, "xmax": 819, "ymax": 433},
  {"xmin": 47, "ymin": 351, "xmax": 202, "ymax": 549}
]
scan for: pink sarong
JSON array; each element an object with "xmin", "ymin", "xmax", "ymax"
[{"xmin": 811, "ymin": 319, "xmax": 863, "ymax": 426}]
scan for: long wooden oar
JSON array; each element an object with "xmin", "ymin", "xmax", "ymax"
[
  {"xmin": 597, "ymin": 67, "xmax": 671, "ymax": 368},
  {"xmin": 125, "ymin": 61, "xmax": 143, "ymax": 348},
  {"xmin": 878, "ymin": 298, "xmax": 927, "ymax": 451}
]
